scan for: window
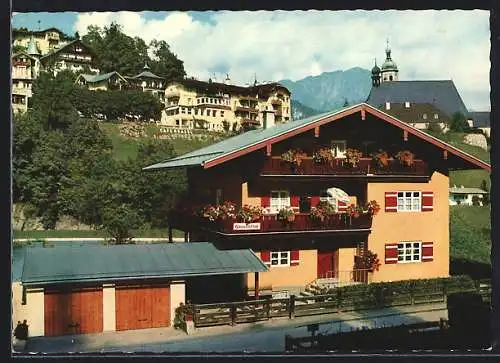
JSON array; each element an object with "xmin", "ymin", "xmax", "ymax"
[
  {"xmin": 194, "ymin": 109, "xmax": 198, "ymax": 115},
  {"xmin": 434, "ymin": 113, "xmax": 439, "ymax": 120},
  {"xmin": 187, "ymin": 108, "xmax": 192, "ymax": 115},
  {"xmin": 331, "ymin": 140, "xmax": 346, "ymax": 158},
  {"xmin": 212, "ymin": 110, "xmax": 216, "ymax": 117},
  {"xmin": 270, "ymin": 190, "xmax": 290, "ymax": 213},
  {"xmin": 220, "ymin": 111, "xmax": 224, "ymax": 117},
  {"xmin": 271, "ymin": 251, "xmax": 290, "ymax": 267},
  {"xmin": 423, "ymin": 113, "xmax": 428, "ymax": 120},
  {"xmin": 405, "ymin": 101, "xmax": 410, "ymax": 108},
  {"xmin": 397, "ymin": 191, "xmax": 421, "ymax": 212},
  {"xmin": 175, "ymin": 120, "xmax": 180, "ymax": 126},
  {"xmin": 181, "ymin": 107, "xmax": 186, "ymax": 114},
  {"xmin": 397, "ymin": 242, "xmax": 421, "ymax": 263}
]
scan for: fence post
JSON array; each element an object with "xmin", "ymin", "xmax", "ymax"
[
  {"xmin": 230, "ymin": 304, "xmax": 237, "ymax": 326},
  {"xmin": 266, "ymin": 296, "xmax": 271, "ymax": 320},
  {"xmin": 289, "ymin": 295, "xmax": 296, "ymax": 319},
  {"xmin": 410, "ymin": 285, "xmax": 415, "ymax": 305},
  {"xmin": 192, "ymin": 304, "xmax": 198, "ymax": 327}
]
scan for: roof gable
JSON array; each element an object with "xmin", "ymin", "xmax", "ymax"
[
  {"xmin": 144, "ymin": 103, "xmax": 490, "ymax": 173},
  {"xmin": 366, "ymin": 80, "xmax": 469, "ymax": 118},
  {"xmin": 75, "ymin": 71, "xmax": 128, "ymax": 84},
  {"xmin": 40, "ymin": 39, "xmax": 96, "ymax": 62}
]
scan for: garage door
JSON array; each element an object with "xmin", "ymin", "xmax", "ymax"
[
  {"xmin": 115, "ymin": 284, "xmax": 170, "ymax": 331},
  {"xmin": 44, "ymin": 287, "xmax": 103, "ymax": 336}
]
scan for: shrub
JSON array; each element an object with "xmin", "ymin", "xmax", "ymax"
[
  {"xmin": 312, "ymin": 147, "xmax": 333, "ymax": 164},
  {"xmin": 237, "ymin": 205, "xmax": 263, "ymax": 223},
  {"xmin": 281, "ymin": 149, "xmax": 308, "ymax": 166}
]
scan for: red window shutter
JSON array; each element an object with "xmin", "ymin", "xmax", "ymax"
[
  {"xmin": 310, "ymin": 196, "xmax": 320, "ymax": 207},
  {"xmin": 261, "ymin": 196, "xmax": 270, "ymax": 208},
  {"xmin": 290, "ymin": 196, "xmax": 300, "ymax": 208},
  {"xmin": 290, "ymin": 250, "xmax": 300, "ymax": 266},
  {"xmin": 385, "ymin": 244, "xmax": 398, "ymax": 264},
  {"xmin": 337, "ymin": 200, "xmax": 347, "ymax": 212},
  {"xmin": 421, "ymin": 192, "xmax": 434, "ymax": 212},
  {"xmin": 385, "ymin": 192, "xmax": 398, "ymax": 212},
  {"xmin": 421, "ymin": 242, "xmax": 434, "ymax": 262},
  {"xmin": 260, "ymin": 251, "xmax": 271, "ymax": 266}
]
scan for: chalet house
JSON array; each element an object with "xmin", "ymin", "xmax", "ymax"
[
  {"xmin": 14, "ymin": 243, "xmax": 266, "ymax": 337},
  {"xmin": 125, "ymin": 64, "xmax": 167, "ymax": 102},
  {"xmin": 449, "ymin": 185, "xmax": 488, "ymax": 206},
  {"xmin": 145, "ymin": 103, "xmax": 490, "ymax": 300},
  {"xmin": 39, "ymin": 39, "xmax": 100, "ymax": 76},
  {"xmin": 11, "ymin": 37, "xmax": 42, "ymax": 113},
  {"xmin": 378, "ymin": 102, "xmax": 451, "ymax": 132},
  {"xmin": 161, "ymin": 78, "xmax": 291, "ymax": 131},
  {"xmin": 74, "ymin": 71, "xmax": 129, "ymax": 91}
]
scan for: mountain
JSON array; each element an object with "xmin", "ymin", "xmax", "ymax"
[
  {"xmin": 291, "ymin": 99, "xmax": 322, "ymax": 120},
  {"xmin": 280, "ymin": 67, "xmax": 372, "ymax": 112}
]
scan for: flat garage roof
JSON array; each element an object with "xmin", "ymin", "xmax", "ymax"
[{"xmin": 21, "ymin": 242, "xmax": 268, "ymax": 287}]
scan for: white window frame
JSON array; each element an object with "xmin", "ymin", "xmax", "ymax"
[
  {"xmin": 270, "ymin": 190, "xmax": 290, "ymax": 214},
  {"xmin": 270, "ymin": 251, "xmax": 290, "ymax": 267},
  {"xmin": 397, "ymin": 191, "xmax": 421, "ymax": 212},
  {"xmin": 331, "ymin": 140, "xmax": 347, "ymax": 159},
  {"xmin": 397, "ymin": 241, "xmax": 422, "ymax": 263}
]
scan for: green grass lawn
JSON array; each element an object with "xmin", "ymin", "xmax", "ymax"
[{"xmin": 13, "ymin": 228, "xmax": 185, "ymax": 240}]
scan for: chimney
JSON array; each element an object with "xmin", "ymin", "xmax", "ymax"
[
  {"xmin": 262, "ymin": 105, "xmax": 276, "ymax": 129},
  {"xmin": 385, "ymin": 102, "xmax": 391, "ymax": 110},
  {"xmin": 405, "ymin": 101, "xmax": 410, "ymax": 108}
]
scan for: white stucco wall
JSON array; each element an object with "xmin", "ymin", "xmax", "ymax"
[
  {"xmin": 169, "ymin": 281, "xmax": 186, "ymax": 326},
  {"xmin": 12, "ymin": 282, "xmax": 45, "ymax": 337}
]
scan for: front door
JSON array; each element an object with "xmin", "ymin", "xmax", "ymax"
[{"xmin": 317, "ymin": 250, "xmax": 338, "ymax": 278}]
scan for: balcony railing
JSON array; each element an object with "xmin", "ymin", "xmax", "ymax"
[
  {"xmin": 172, "ymin": 212, "xmax": 372, "ymax": 235},
  {"xmin": 261, "ymin": 157, "xmax": 428, "ymax": 176}
]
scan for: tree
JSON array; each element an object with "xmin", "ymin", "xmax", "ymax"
[
  {"xmin": 427, "ymin": 121, "xmax": 443, "ymax": 135},
  {"xmin": 12, "ymin": 44, "xmax": 27, "ymax": 54},
  {"xmin": 449, "ymin": 112, "xmax": 470, "ymax": 132},
  {"xmin": 100, "ymin": 204, "xmax": 143, "ymax": 244},
  {"xmin": 480, "ymin": 179, "xmax": 489, "ymax": 192},
  {"xmin": 149, "ymin": 39, "xmax": 186, "ymax": 81}
]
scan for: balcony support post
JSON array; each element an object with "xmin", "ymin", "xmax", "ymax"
[
  {"xmin": 403, "ymin": 130, "xmax": 408, "ymax": 141},
  {"xmin": 361, "ymin": 107, "xmax": 366, "ymax": 121},
  {"xmin": 266, "ymin": 144, "xmax": 272, "ymax": 157},
  {"xmin": 184, "ymin": 231, "xmax": 189, "ymax": 242},
  {"xmin": 443, "ymin": 150, "xmax": 448, "ymax": 160},
  {"xmin": 255, "ymin": 272, "xmax": 260, "ymax": 303},
  {"xmin": 168, "ymin": 224, "xmax": 173, "ymax": 243},
  {"xmin": 314, "ymin": 126, "xmax": 320, "ymax": 138}
]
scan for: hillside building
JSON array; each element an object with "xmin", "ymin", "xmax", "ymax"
[
  {"xmin": 12, "ymin": 27, "xmax": 71, "ymax": 55},
  {"xmin": 161, "ymin": 78, "xmax": 292, "ymax": 131}
]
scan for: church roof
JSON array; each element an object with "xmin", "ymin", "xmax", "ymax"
[
  {"xmin": 27, "ymin": 36, "xmax": 40, "ymax": 56},
  {"xmin": 366, "ymin": 80, "xmax": 469, "ymax": 118},
  {"xmin": 380, "ymin": 103, "xmax": 450, "ymax": 124},
  {"xmin": 130, "ymin": 70, "xmax": 164, "ymax": 79}
]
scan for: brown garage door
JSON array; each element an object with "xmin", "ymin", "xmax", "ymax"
[
  {"xmin": 115, "ymin": 284, "xmax": 170, "ymax": 331},
  {"xmin": 44, "ymin": 287, "xmax": 103, "ymax": 336}
]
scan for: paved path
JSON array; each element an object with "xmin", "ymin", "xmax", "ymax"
[{"xmin": 21, "ymin": 303, "xmax": 448, "ymax": 353}]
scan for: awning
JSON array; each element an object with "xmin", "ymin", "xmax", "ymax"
[{"xmin": 21, "ymin": 242, "xmax": 268, "ymax": 287}]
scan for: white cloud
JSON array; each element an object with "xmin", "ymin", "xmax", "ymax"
[{"xmin": 74, "ymin": 10, "xmax": 490, "ymax": 110}]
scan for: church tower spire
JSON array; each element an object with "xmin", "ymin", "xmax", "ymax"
[{"xmin": 380, "ymin": 38, "xmax": 398, "ymax": 83}]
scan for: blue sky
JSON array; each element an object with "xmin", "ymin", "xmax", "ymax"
[{"xmin": 12, "ymin": 10, "xmax": 490, "ymax": 111}]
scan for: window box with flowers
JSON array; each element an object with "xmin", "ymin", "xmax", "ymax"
[
  {"xmin": 236, "ymin": 205, "xmax": 264, "ymax": 223},
  {"xmin": 344, "ymin": 148, "xmax": 363, "ymax": 168},
  {"xmin": 281, "ymin": 149, "xmax": 308, "ymax": 173},
  {"xmin": 395, "ymin": 150, "xmax": 415, "ymax": 167},
  {"xmin": 371, "ymin": 150, "xmax": 390, "ymax": 169},
  {"xmin": 277, "ymin": 206, "xmax": 296, "ymax": 224},
  {"xmin": 312, "ymin": 147, "xmax": 333, "ymax": 165},
  {"xmin": 309, "ymin": 201, "xmax": 337, "ymax": 225}
]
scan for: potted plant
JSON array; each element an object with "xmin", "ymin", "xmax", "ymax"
[
  {"xmin": 237, "ymin": 205, "xmax": 263, "ymax": 223},
  {"xmin": 395, "ymin": 150, "xmax": 415, "ymax": 167},
  {"xmin": 312, "ymin": 147, "xmax": 333, "ymax": 165},
  {"xmin": 357, "ymin": 250, "xmax": 381, "ymax": 272},
  {"xmin": 364, "ymin": 200, "xmax": 381, "ymax": 216},
  {"xmin": 346, "ymin": 204, "xmax": 363, "ymax": 219},
  {"xmin": 281, "ymin": 149, "xmax": 308, "ymax": 171},
  {"xmin": 344, "ymin": 148, "xmax": 363, "ymax": 168},
  {"xmin": 218, "ymin": 201, "xmax": 237, "ymax": 220},
  {"xmin": 277, "ymin": 206, "xmax": 296, "ymax": 223},
  {"xmin": 371, "ymin": 150, "xmax": 390, "ymax": 168},
  {"xmin": 200, "ymin": 204, "xmax": 220, "ymax": 222},
  {"xmin": 309, "ymin": 200, "xmax": 337, "ymax": 225}
]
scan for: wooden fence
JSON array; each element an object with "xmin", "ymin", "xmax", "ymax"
[{"xmin": 192, "ymin": 279, "xmax": 491, "ymax": 328}]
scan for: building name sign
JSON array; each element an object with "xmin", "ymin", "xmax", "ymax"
[{"xmin": 233, "ymin": 223, "xmax": 261, "ymax": 231}]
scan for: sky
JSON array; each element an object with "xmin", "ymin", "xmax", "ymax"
[{"xmin": 12, "ymin": 10, "xmax": 491, "ymax": 111}]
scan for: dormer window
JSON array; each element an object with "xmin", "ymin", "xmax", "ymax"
[{"xmin": 75, "ymin": 46, "xmax": 83, "ymax": 52}]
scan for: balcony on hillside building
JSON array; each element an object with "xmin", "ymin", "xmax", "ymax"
[
  {"xmin": 170, "ymin": 211, "xmax": 372, "ymax": 237},
  {"xmin": 261, "ymin": 157, "xmax": 429, "ymax": 178}
]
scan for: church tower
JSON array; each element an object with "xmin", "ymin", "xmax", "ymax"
[
  {"xmin": 371, "ymin": 58, "xmax": 381, "ymax": 87},
  {"xmin": 380, "ymin": 39, "xmax": 398, "ymax": 83}
]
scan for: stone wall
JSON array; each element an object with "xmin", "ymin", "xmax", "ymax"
[
  {"xmin": 463, "ymin": 133, "xmax": 488, "ymax": 150},
  {"xmin": 12, "ymin": 204, "xmax": 92, "ymax": 231}
]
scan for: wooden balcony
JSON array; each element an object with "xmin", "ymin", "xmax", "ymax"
[
  {"xmin": 171, "ymin": 212, "xmax": 372, "ymax": 236},
  {"xmin": 261, "ymin": 157, "xmax": 429, "ymax": 178}
]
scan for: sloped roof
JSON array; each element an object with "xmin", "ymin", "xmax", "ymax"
[
  {"xmin": 40, "ymin": 39, "xmax": 96, "ymax": 62},
  {"xmin": 21, "ymin": 242, "xmax": 268, "ymax": 286},
  {"xmin": 170, "ymin": 78, "xmax": 290, "ymax": 97},
  {"xmin": 131, "ymin": 70, "xmax": 164, "ymax": 79},
  {"xmin": 470, "ymin": 112, "xmax": 490, "ymax": 128},
  {"xmin": 143, "ymin": 103, "xmax": 490, "ymax": 173},
  {"xmin": 366, "ymin": 80, "xmax": 469, "ymax": 118},
  {"xmin": 379, "ymin": 103, "xmax": 450, "ymax": 124},
  {"xmin": 75, "ymin": 71, "xmax": 128, "ymax": 84},
  {"xmin": 12, "ymin": 51, "xmax": 39, "ymax": 62},
  {"xmin": 450, "ymin": 186, "xmax": 488, "ymax": 194}
]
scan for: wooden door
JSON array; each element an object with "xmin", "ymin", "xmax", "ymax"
[
  {"xmin": 115, "ymin": 284, "xmax": 170, "ymax": 331},
  {"xmin": 44, "ymin": 288, "xmax": 103, "ymax": 336},
  {"xmin": 317, "ymin": 250, "xmax": 338, "ymax": 278}
]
